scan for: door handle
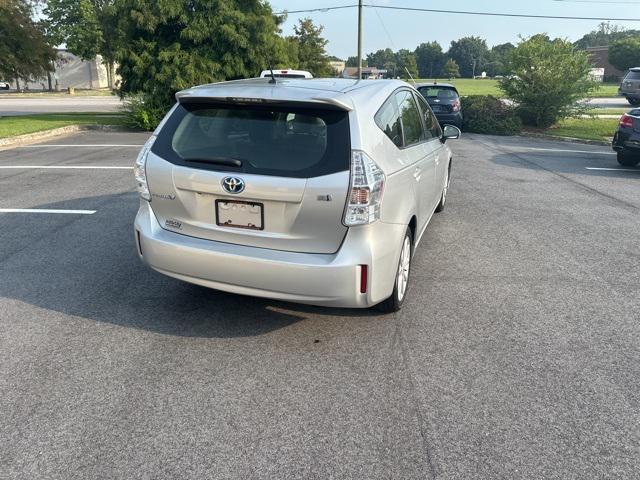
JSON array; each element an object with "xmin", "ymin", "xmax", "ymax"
[{"xmin": 413, "ymin": 166, "xmax": 422, "ymax": 179}]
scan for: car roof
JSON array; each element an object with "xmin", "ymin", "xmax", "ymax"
[{"xmin": 176, "ymin": 78, "xmax": 413, "ymax": 112}]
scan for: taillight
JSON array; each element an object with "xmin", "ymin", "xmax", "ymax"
[
  {"xmin": 134, "ymin": 136, "xmax": 156, "ymax": 201},
  {"xmin": 344, "ymin": 151, "xmax": 385, "ymax": 226},
  {"xmin": 620, "ymin": 114, "xmax": 634, "ymax": 129},
  {"xmin": 452, "ymin": 99, "xmax": 461, "ymax": 112}
]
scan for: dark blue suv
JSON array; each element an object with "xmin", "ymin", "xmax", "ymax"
[
  {"xmin": 612, "ymin": 110, "xmax": 640, "ymax": 167},
  {"xmin": 416, "ymin": 83, "xmax": 463, "ymax": 129}
]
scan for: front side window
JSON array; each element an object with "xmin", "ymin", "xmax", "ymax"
[
  {"xmin": 414, "ymin": 93, "xmax": 442, "ymax": 140},
  {"xmin": 395, "ymin": 90, "xmax": 424, "ymax": 147},
  {"xmin": 152, "ymin": 103, "xmax": 350, "ymax": 178}
]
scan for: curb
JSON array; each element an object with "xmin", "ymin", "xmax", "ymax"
[
  {"xmin": 0, "ymin": 124, "xmax": 132, "ymax": 150},
  {"xmin": 519, "ymin": 131, "xmax": 612, "ymax": 147}
]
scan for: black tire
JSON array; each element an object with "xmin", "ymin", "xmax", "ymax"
[
  {"xmin": 617, "ymin": 151, "xmax": 640, "ymax": 167},
  {"xmin": 435, "ymin": 162, "xmax": 451, "ymax": 213},
  {"xmin": 377, "ymin": 227, "xmax": 413, "ymax": 313},
  {"xmin": 628, "ymin": 97, "xmax": 640, "ymax": 107}
]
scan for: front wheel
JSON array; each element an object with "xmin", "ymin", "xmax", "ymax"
[
  {"xmin": 377, "ymin": 227, "xmax": 413, "ymax": 313},
  {"xmin": 435, "ymin": 164, "xmax": 451, "ymax": 213},
  {"xmin": 628, "ymin": 97, "xmax": 640, "ymax": 107},
  {"xmin": 617, "ymin": 151, "xmax": 640, "ymax": 167}
]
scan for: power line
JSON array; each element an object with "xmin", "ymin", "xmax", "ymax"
[{"xmin": 273, "ymin": 4, "xmax": 640, "ymax": 21}]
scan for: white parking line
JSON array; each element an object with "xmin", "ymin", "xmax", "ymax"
[
  {"xmin": 517, "ymin": 147, "xmax": 616, "ymax": 155},
  {"xmin": 0, "ymin": 165, "xmax": 132, "ymax": 170},
  {"xmin": 0, "ymin": 209, "xmax": 96, "ymax": 214},
  {"xmin": 585, "ymin": 167, "xmax": 640, "ymax": 172},
  {"xmin": 20, "ymin": 144, "xmax": 143, "ymax": 148}
]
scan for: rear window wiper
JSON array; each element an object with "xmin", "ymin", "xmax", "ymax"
[{"xmin": 183, "ymin": 157, "xmax": 243, "ymax": 167}]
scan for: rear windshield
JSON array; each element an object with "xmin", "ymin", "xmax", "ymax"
[
  {"xmin": 152, "ymin": 103, "xmax": 350, "ymax": 178},
  {"xmin": 625, "ymin": 71, "xmax": 640, "ymax": 81},
  {"xmin": 418, "ymin": 87, "xmax": 459, "ymax": 100}
]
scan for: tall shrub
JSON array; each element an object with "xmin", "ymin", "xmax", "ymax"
[{"xmin": 499, "ymin": 35, "xmax": 596, "ymax": 128}]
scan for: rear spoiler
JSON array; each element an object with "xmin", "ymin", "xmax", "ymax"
[{"xmin": 176, "ymin": 94, "xmax": 353, "ymax": 112}]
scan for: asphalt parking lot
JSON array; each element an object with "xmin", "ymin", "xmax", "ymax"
[{"xmin": 1, "ymin": 131, "xmax": 639, "ymax": 479}]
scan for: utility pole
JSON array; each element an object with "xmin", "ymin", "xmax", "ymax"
[{"xmin": 357, "ymin": 0, "xmax": 363, "ymax": 80}]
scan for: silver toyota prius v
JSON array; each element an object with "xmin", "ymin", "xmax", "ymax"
[{"xmin": 134, "ymin": 78, "xmax": 460, "ymax": 312}]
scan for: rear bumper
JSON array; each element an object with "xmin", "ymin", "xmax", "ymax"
[
  {"xmin": 134, "ymin": 202, "xmax": 406, "ymax": 308},
  {"xmin": 613, "ymin": 131, "xmax": 640, "ymax": 152},
  {"xmin": 434, "ymin": 112, "xmax": 463, "ymax": 127}
]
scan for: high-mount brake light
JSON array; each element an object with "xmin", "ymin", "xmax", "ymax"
[{"xmin": 343, "ymin": 151, "xmax": 385, "ymax": 226}]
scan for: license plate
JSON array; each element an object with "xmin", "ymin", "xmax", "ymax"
[
  {"xmin": 216, "ymin": 200, "xmax": 264, "ymax": 230},
  {"xmin": 431, "ymin": 105, "xmax": 444, "ymax": 112}
]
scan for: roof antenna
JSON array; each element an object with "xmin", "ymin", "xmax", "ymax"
[
  {"xmin": 268, "ymin": 63, "xmax": 277, "ymax": 84},
  {"xmin": 404, "ymin": 67, "xmax": 416, "ymax": 86}
]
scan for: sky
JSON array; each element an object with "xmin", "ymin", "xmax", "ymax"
[{"xmin": 270, "ymin": 0, "xmax": 640, "ymax": 58}]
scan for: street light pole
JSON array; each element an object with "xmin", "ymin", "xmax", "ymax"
[{"xmin": 357, "ymin": 0, "xmax": 363, "ymax": 80}]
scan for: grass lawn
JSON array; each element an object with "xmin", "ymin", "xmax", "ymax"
[
  {"xmin": 542, "ymin": 117, "xmax": 618, "ymax": 142},
  {"xmin": 0, "ymin": 113, "xmax": 125, "ymax": 139},
  {"xmin": 587, "ymin": 108, "xmax": 628, "ymax": 116},
  {"xmin": 416, "ymin": 78, "xmax": 504, "ymax": 97},
  {"xmin": 1, "ymin": 89, "xmax": 115, "ymax": 97},
  {"xmin": 416, "ymin": 79, "xmax": 621, "ymax": 99}
]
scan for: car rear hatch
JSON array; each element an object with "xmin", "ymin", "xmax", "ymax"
[
  {"xmin": 417, "ymin": 86, "xmax": 460, "ymax": 114},
  {"xmin": 146, "ymin": 97, "xmax": 351, "ymax": 254}
]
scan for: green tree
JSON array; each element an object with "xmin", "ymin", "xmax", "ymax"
[
  {"xmin": 287, "ymin": 18, "xmax": 332, "ymax": 77},
  {"xmin": 113, "ymin": 0, "xmax": 291, "ymax": 127},
  {"xmin": 447, "ymin": 36, "xmax": 489, "ymax": 78},
  {"xmin": 443, "ymin": 58, "xmax": 460, "ymax": 79},
  {"xmin": 346, "ymin": 56, "xmax": 366, "ymax": 67},
  {"xmin": 499, "ymin": 35, "xmax": 596, "ymax": 128},
  {"xmin": 574, "ymin": 22, "xmax": 638, "ymax": 49},
  {"xmin": 0, "ymin": 0, "xmax": 55, "ymax": 89},
  {"xmin": 609, "ymin": 37, "xmax": 640, "ymax": 72},
  {"xmin": 44, "ymin": 0, "xmax": 121, "ymax": 88},
  {"xmin": 488, "ymin": 42, "xmax": 515, "ymax": 76},
  {"xmin": 366, "ymin": 48, "xmax": 395, "ymax": 68},
  {"xmin": 414, "ymin": 42, "xmax": 445, "ymax": 78},
  {"xmin": 395, "ymin": 49, "xmax": 418, "ymax": 79}
]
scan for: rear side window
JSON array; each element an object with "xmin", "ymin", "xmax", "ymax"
[
  {"xmin": 152, "ymin": 103, "xmax": 350, "ymax": 178},
  {"xmin": 375, "ymin": 96, "xmax": 403, "ymax": 148},
  {"xmin": 625, "ymin": 71, "xmax": 640, "ymax": 81}
]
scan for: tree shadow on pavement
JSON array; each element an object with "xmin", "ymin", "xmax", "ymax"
[{"xmin": 0, "ymin": 192, "xmax": 384, "ymax": 339}]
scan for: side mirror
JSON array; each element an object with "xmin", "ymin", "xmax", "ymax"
[{"xmin": 441, "ymin": 125, "xmax": 461, "ymax": 143}]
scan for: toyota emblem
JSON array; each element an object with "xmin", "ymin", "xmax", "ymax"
[{"xmin": 221, "ymin": 176, "xmax": 245, "ymax": 194}]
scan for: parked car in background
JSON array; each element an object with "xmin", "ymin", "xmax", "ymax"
[
  {"xmin": 612, "ymin": 110, "xmax": 640, "ymax": 167},
  {"xmin": 415, "ymin": 82, "xmax": 463, "ymax": 129},
  {"xmin": 259, "ymin": 69, "xmax": 313, "ymax": 79},
  {"xmin": 619, "ymin": 68, "xmax": 640, "ymax": 106},
  {"xmin": 134, "ymin": 78, "xmax": 460, "ymax": 312},
  {"xmin": 0, "ymin": 81, "xmax": 10, "ymax": 90}
]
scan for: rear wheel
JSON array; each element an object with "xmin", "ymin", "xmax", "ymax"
[
  {"xmin": 377, "ymin": 227, "xmax": 413, "ymax": 313},
  {"xmin": 617, "ymin": 151, "xmax": 640, "ymax": 167},
  {"xmin": 628, "ymin": 97, "xmax": 640, "ymax": 107}
]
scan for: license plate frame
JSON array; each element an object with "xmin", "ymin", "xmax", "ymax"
[{"xmin": 216, "ymin": 199, "xmax": 264, "ymax": 231}]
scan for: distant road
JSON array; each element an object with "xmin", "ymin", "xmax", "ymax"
[
  {"xmin": 587, "ymin": 97, "xmax": 629, "ymax": 108},
  {"xmin": 0, "ymin": 96, "xmax": 122, "ymax": 115}
]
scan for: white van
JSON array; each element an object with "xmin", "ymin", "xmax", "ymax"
[{"xmin": 259, "ymin": 69, "xmax": 313, "ymax": 79}]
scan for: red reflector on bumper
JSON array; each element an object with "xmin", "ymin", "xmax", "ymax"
[{"xmin": 360, "ymin": 265, "xmax": 368, "ymax": 294}]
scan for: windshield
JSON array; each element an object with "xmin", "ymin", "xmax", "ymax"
[{"xmin": 152, "ymin": 103, "xmax": 350, "ymax": 178}]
